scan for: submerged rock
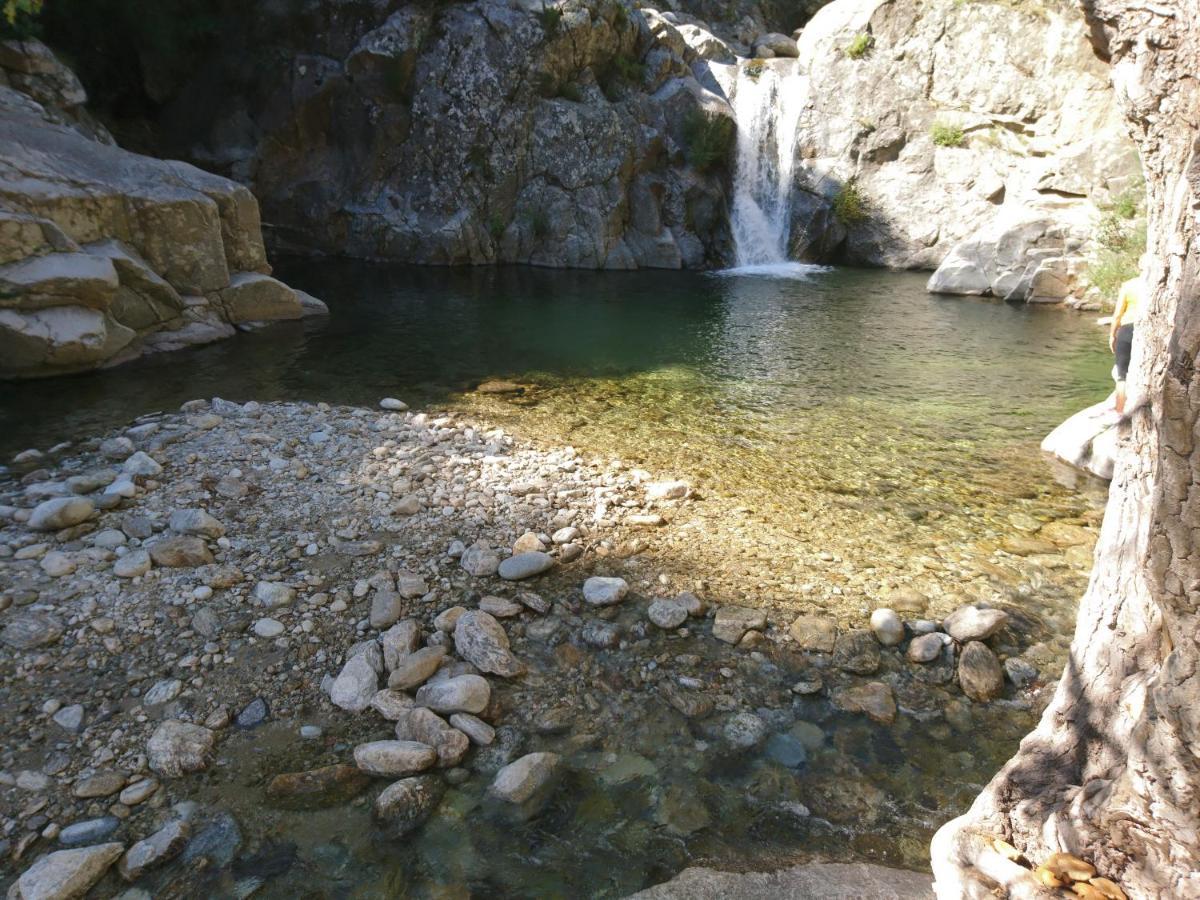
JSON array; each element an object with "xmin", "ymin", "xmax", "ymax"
[
  {"xmin": 833, "ymin": 630, "xmax": 881, "ymax": 675},
  {"xmin": 374, "ymin": 775, "xmax": 445, "ymax": 837},
  {"xmin": 489, "ymin": 752, "xmax": 561, "ymax": 815},
  {"xmin": 353, "ymin": 740, "xmax": 438, "ymax": 777},
  {"xmin": 118, "ymin": 819, "xmax": 189, "ymax": 881},
  {"xmin": 958, "ymin": 641, "xmax": 1005, "ymax": 701},
  {"xmin": 833, "ymin": 682, "xmax": 897, "ymax": 725},
  {"xmin": 9, "ymin": 843, "xmax": 124, "ymax": 900},
  {"xmin": 266, "ymin": 764, "xmax": 372, "ymax": 810}
]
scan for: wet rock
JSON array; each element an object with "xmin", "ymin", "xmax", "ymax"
[
  {"xmin": 833, "ymin": 682, "xmax": 897, "ymax": 724},
  {"xmin": 168, "ymin": 508, "xmax": 225, "ymax": 538},
  {"xmin": 9, "ymin": 843, "xmax": 123, "ymax": 900},
  {"xmin": 415, "ymin": 674, "xmax": 490, "ymax": 715},
  {"xmin": 147, "ymin": 720, "xmax": 216, "ymax": 776},
  {"xmin": 118, "ymin": 778, "xmax": 158, "ymax": 806},
  {"xmin": 713, "ymin": 606, "xmax": 767, "ymax": 644},
  {"xmin": 489, "ymin": 752, "xmax": 561, "ymax": 814},
  {"xmin": 943, "ymin": 605, "xmax": 1009, "ymax": 642},
  {"xmin": 654, "ymin": 783, "xmax": 712, "ymax": 836},
  {"xmin": 498, "ymin": 551, "xmax": 555, "ymax": 580},
  {"xmin": 28, "ymin": 496, "xmax": 94, "ymax": 530},
  {"xmin": 582, "ymin": 620, "xmax": 622, "ymax": 649},
  {"xmin": 648, "ymin": 597, "xmax": 689, "ymax": 630},
  {"xmin": 645, "ymin": 480, "xmax": 689, "ymax": 500},
  {"xmin": 113, "ymin": 549, "xmax": 151, "ymax": 577},
  {"xmin": 118, "ymin": 818, "xmax": 189, "ymax": 881},
  {"xmin": 906, "ymin": 632, "xmax": 945, "ymax": 663},
  {"xmin": 149, "ymin": 536, "xmax": 213, "ymax": 568},
  {"xmin": 833, "ymin": 629, "xmax": 881, "ymax": 674},
  {"xmin": 1000, "ymin": 535, "xmax": 1058, "ymax": 556},
  {"xmin": 178, "ymin": 811, "xmax": 241, "ymax": 869},
  {"xmin": 449, "ymin": 713, "xmax": 495, "ymax": 745},
  {"xmin": 765, "ymin": 732, "xmax": 808, "ymax": 768},
  {"xmin": 1004, "ymin": 656, "xmax": 1038, "ymax": 687},
  {"xmin": 723, "ymin": 711, "xmax": 768, "ymax": 750},
  {"xmin": 394, "ymin": 708, "xmax": 470, "ymax": 768},
  {"xmin": 331, "ymin": 655, "xmax": 379, "ymax": 712},
  {"xmin": 583, "ymin": 576, "xmax": 629, "ymax": 607},
  {"xmin": 958, "ymin": 641, "xmax": 1004, "ymax": 701},
  {"xmin": 791, "ymin": 672, "xmax": 824, "ymax": 695},
  {"xmin": 236, "ymin": 697, "xmax": 269, "ymax": 729},
  {"xmin": 353, "ymin": 740, "xmax": 438, "ymax": 777},
  {"xmin": 374, "ymin": 775, "xmax": 445, "ymax": 837},
  {"xmin": 660, "ymin": 682, "xmax": 714, "ymax": 719},
  {"xmin": 387, "ymin": 646, "xmax": 446, "ymax": 691},
  {"xmin": 253, "ymin": 581, "xmax": 296, "ymax": 608},
  {"xmin": 869, "ymin": 608, "xmax": 904, "ymax": 646},
  {"xmin": 460, "ymin": 540, "xmax": 500, "ymax": 577},
  {"xmin": 1, "ymin": 612, "xmax": 64, "ymax": 650},
  {"xmin": 454, "ymin": 610, "xmax": 523, "ymax": 677},
  {"xmin": 266, "ymin": 764, "xmax": 372, "ymax": 810},
  {"xmin": 59, "ymin": 816, "xmax": 120, "ymax": 845}
]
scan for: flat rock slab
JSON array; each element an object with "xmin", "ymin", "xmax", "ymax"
[{"xmin": 627, "ymin": 862, "xmax": 933, "ymax": 899}]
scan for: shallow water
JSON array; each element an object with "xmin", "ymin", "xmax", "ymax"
[{"xmin": 0, "ymin": 262, "xmax": 1115, "ymax": 895}]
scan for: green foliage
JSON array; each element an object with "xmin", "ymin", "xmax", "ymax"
[
  {"xmin": 613, "ymin": 54, "xmax": 645, "ymax": 84},
  {"xmin": 536, "ymin": 3, "xmax": 563, "ymax": 36},
  {"xmin": 1, "ymin": 0, "xmax": 42, "ymax": 39},
  {"xmin": 599, "ymin": 53, "xmax": 646, "ymax": 100},
  {"xmin": 557, "ymin": 80, "xmax": 583, "ymax": 102},
  {"xmin": 844, "ymin": 32, "xmax": 873, "ymax": 59},
  {"xmin": 487, "ymin": 213, "xmax": 508, "ymax": 242},
  {"xmin": 833, "ymin": 180, "xmax": 867, "ymax": 226},
  {"xmin": 525, "ymin": 208, "xmax": 550, "ymax": 240},
  {"xmin": 744, "ymin": 60, "xmax": 765, "ymax": 79},
  {"xmin": 1088, "ymin": 189, "xmax": 1146, "ymax": 302},
  {"xmin": 682, "ymin": 110, "xmax": 733, "ymax": 174},
  {"xmin": 931, "ymin": 122, "xmax": 966, "ymax": 147}
]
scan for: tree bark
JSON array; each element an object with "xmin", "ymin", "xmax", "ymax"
[{"xmin": 931, "ymin": 2, "xmax": 1200, "ymax": 898}]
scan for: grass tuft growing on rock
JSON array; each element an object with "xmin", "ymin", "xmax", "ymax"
[
  {"xmin": 1088, "ymin": 187, "xmax": 1146, "ymax": 303},
  {"xmin": 536, "ymin": 3, "xmax": 562, "ymax": 36},
  {"xmin": 833, "ymin": 179, "xmax": 868, "ymax": 225},
  {"xmin": 1, "ymin": 0, "xmax": 42, "ymax": 39},
  {"xmin": 931, "ymin": 122, "xmax": 966, "ymax": 147},
  {"xmin": 844, "ymin": 32, "xmax": 873, "ymax": 59},
  {"xmin": 682, "ymin": 110, "xmax": 734, "ymax": 173}
]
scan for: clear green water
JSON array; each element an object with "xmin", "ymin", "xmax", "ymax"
[{"xmin": 0, "ymin": 262, "xmax": 1115, "ymax": 896}]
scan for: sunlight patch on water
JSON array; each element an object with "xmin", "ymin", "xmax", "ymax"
[{"xmin": 714, "ymin": 262, "xmax": 833, "ymax": 280}]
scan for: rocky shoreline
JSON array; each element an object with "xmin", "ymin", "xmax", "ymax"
[{"xmin": 0, "ymin": 398, "xmax": 1092, "ymax": 897}]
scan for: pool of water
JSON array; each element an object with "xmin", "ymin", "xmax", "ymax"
[{"xmin": 0, "ymin": 261, "xmax": 1114, "ymax": 895}]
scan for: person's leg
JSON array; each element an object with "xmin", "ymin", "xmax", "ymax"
[{"xmin": 1114, "ymin": 324, "xmax": 1134, "ymax": 413}]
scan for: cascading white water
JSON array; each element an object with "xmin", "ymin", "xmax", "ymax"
[{"xmin": 728, "ymin": 59, "xmax": 810, "ymax": 273}]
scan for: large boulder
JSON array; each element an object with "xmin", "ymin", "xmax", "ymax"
[
  {"xmin": 1041, "ymin": 400, "xmax": 1121, "ymax": 480},
  {"xmin": 0, "ymin": 44, "xmax": 322, "ymax": 378}
]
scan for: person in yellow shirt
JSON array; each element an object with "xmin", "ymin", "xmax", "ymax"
[{"xmin": 1109, "ymin": 273, "xmax": 1143, "ymax": 414}]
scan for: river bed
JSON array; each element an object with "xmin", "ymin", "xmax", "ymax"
[{"xmin": 0, "ymin": 263, "xmax": 1113, "ymax": 898}]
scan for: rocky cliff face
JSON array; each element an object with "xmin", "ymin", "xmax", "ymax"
[
  {"xmin": 773, "ymin": 0, "xmax": 1139, "ymax": 302},
  {"xmin": 0, "ymin": 41, "xmax": 324, "ymax": 379},
  {"xmin": 147, "ymin": 0, "xmax": 739, "ymax": 269}
]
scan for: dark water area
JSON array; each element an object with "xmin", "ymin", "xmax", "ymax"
[{"xmin": 1, "ymin": 261, "xmax": 1110, "ymax": 460}]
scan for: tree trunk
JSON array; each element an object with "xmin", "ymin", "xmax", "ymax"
[{"xmin": 930, "ymin": 2, "xmax": 1200, "ymax": 898}]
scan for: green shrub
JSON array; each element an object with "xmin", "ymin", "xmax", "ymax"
[
  {"xmin": 487, "ymin": 213, "xmax": 508, "ymax": 241},
  {"xmin": 1088, "ymin": 210, "xmax": 1146, "ymax": 302},
  {"xmin": 1, "ymin": 0, "xmax": 42, "ymax": 38},
  {"xmin": 557, "ymin": 81, "xmax": 583, "ymax": 102},
  {"xmin": 536, "ymin": 3, "xmax": 563, "ymax": 36},
  {"xmin": 599, "ymin": 53, "xmax": 646, "ymax": 100},
  {"xmin": 744, "ymin": 60, "xmax": 765, "ymax": 79},
  {"xmin": 833, "ymin": 180, "xmax": 867, "ymax": 225},
  {"xmin": 931, "ymin": 122, "xmax": 965, "ymax": 147},
  {"xmin": 844, "ymin": 32, "xmax": 873, "ymax": 59},
  {"xmin": 683, "ymin": 110, "xmax": 734, "ymax": 173},
  {"xmin": 613, "ymin": 53, "xmax": 645, "ymax": 84}
]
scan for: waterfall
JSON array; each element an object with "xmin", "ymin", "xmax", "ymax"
[{"xmin": 727, "ymin": 59, "xmax": 810, "ymax": 274}]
